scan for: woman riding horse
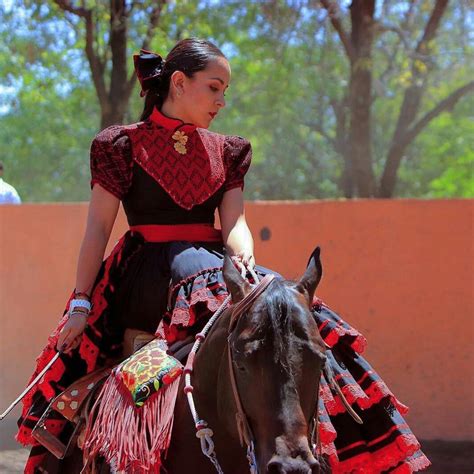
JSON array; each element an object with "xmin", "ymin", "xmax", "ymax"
[{"xmin": 16, "ymin": 38, "xmax": 430, "ymax": 473}]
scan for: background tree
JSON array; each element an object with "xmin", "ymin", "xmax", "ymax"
[
  {"xmin": 0, "ymin": 0, "xmax": 472, "ymax": 201},
  {"xmin": 53, "ymin": 0, "xmax": 167, "ymax": 128},
  {"xmin": 318, "ymin": 0, "xmax": 473, "ymax": 197}
]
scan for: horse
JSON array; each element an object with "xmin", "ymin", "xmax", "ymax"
[
  {"xmin": 164, "ymin": 248, "xmax": 326, "ymax": 474},
  {"xmin": 35, "ymin": 247, "xmax": 327, "ymax": 474}
]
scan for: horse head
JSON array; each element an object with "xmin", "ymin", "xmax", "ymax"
[{"xmin": 223, "ymin": 248, "xmax": 326, "ymax": 474}]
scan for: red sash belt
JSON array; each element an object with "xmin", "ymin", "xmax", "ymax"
[{"xmin": 130, "ymin": 224, "xmax": 223, "ymax": 243}]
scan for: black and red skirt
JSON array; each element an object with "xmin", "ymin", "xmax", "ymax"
[{"xmin": 16, "ymin": 230, "xmax": 430, "ymax": 473}]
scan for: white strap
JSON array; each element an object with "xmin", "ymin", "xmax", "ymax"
[{"xmin": 70, "ymin": 298, "xmax": 92, "ymax": 312}]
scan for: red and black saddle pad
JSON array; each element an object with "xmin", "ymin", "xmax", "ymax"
[{"xmin": 31, "ymin": 366, "xmax": 112, "ymax": 459}]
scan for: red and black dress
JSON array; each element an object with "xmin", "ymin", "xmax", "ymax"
[{"xmin": 17, "ymin": 108, "xmax": 429, "ymax": 473}]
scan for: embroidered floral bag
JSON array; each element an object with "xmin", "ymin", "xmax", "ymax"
[
  {"xmin": 83, "ymin": 338, "xmax": 183, "ymax": 472},
  {"xmin": 118, "ymin": 338, "xmax": 183, "ymax": 407}
]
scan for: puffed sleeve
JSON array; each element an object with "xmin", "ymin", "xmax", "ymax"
[
  {"xmin": 223, "ymin": 135, "xmax": 252, "ymax": 192},
  {"xmin": 90, "ymin": 125, "xmax": 133, "ymax": 200}
]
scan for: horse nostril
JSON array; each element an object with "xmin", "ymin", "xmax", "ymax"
[
  {"xmin": 267, "ymin": 459, "xmax": 284, "ymax": 473},
  {"xmin": 267, "ymin": 457, "xmax": 320, "ymax": 474},
  {"xmin": 308, "ymin": 456, "xmax": 320, "ymax": 474}
]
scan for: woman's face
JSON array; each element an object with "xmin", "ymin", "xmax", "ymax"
[{"xmin": 173, "ymin": 56, "xmax": 231, "ymax": 128}]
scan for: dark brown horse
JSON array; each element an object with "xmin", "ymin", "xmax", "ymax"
[
  {"xmin": 36, "ymin": 248, "xmax": 326, "ymax": 474},
  {"xmin": 164, "ymin": 248, "xmax": 326, "ymax": 474}
]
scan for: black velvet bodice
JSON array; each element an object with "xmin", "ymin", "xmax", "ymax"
[{"xmin": 123, "ymin": 163, "xmax": 225, "ymax": 226}]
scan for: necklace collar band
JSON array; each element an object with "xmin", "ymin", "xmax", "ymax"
[{"xmin": 149, "ymin": 107, "xmax": 197, "ymax": 133}]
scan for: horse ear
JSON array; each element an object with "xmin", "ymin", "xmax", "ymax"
[
  {"xmin": 296, "ymin": 246, "xmax": 323, "ymax": 304},
  {"xmin": 222, "ymin": 254, "xmax": 252, "ymax": 303}
]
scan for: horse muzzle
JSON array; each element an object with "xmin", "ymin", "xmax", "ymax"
[{"xmin": 266, "ymin": 454, "xmax": 320, "ymax": 474}]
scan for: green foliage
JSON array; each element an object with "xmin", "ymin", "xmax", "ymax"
[
  {"xmin": 0, "ymin": 84, "xmax": 99, "ymax": 201},
  {"xmin": 0, "ymin": 0, "xmax": 472, "ymax": 201},
  {"xmin": 397, "ymin": 96, "xmax": 474, "ymax": 198}
]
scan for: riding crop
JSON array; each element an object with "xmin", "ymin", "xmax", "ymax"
[{"xmin": 0, "ymin": 347, "xmax": 64, "ymax": 421}]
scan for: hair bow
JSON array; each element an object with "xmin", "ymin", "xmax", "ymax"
[{"xmin": 133, "ymin": 49, "xmax": 165, "ymax": 97}]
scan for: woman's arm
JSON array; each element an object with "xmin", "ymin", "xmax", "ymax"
[
  {"xmin": 75, "ymin": 185, "xmax": 120, "ymax": 295},
  {"xmin": 57, "ymin": 184, "xmax": 120, "ymax": 351},
  {"xmin": 218, "ymin": 187, "xmax": 255, "ymax": 268}
]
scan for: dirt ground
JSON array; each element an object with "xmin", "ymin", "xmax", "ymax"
[{"xmin": 0, "ymin": 440, "xmax": 472, "ymax": 473}]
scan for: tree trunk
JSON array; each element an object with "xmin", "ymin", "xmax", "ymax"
[
  {"xmin": 348, "ymin": 0, "xmax": 376, "ymax": 197},
  {"xmin": 332, "ymin": 98, "xmax": 353, "ymax": 198},
  {"xmin": 378, "ymin": 78, "xmax": 474, "ymax": 197},
  {"xmin": 378, "ymin": 0, "xmax": 449, "ymax": 197},
  {"xmin": 99, "ymin": 0, "xmax": 131, "ymax": 129},
  {"xmin": 55, "ymin": 0, "xmax": 167, "ymax": 130},
  {"xmin": 101, "ymin": 107, "xmax": 128, "ymax": 129}
]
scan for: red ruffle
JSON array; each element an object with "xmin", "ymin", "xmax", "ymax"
[
  {"xmin": 323, "ymin": 321, "xmax": 367, "ymax": 353},
  {"xmin": 317, "ymin": 421, "xmax": 430, "ymax": 473},
  {"xmin": 392, "ymin": 452, "xmax": 432, "ymax": 473},
  {"xmin": 169, "ymin": 267, "xmax": 228, "ymax": 328},
  {"xmin": 319, "ymin": 421, "xmax": 337, "ymax": 445},
  {"xmin": 327, "ymin": 432, "xmax": 430, "ymax": 473},
  {"xmin": 320, "ymin": 378, "xmax": 409, "ymax": 417},
  {"xmin": 316, "ymin": 308, "xmax": 368, "ymax": 354}
]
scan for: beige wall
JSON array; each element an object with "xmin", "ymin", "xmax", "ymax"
[{"xmin": 0, "ymin": 199, "xmax": 473, "ymax": 446}]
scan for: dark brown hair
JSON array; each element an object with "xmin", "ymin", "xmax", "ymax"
[{"xmin": 140, "ymin": 38, "xmax": 226, "ymax": 121}]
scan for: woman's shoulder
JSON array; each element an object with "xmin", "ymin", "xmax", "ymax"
[
  {"xmin": 198, "ymin": 128, "xmax": 251, "ymax": 149},
  {"xmin": 92, "ymin": 124, "xmax": 137, "ymax": 146},
  {"xmin": 224, "ymin": 134, "xmax": 251, "ymax": 150},
  {"xmin": 90, "ymin": 125, "xmax": 135, "ymax": 199},
  {"xmin": 90, "ymin": 124, "xmax": 135, "ymax": 167}
]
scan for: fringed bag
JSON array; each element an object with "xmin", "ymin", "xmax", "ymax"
[{"xmin": 83, "ymin": 338, "xmax": 183, "ymax": 472}]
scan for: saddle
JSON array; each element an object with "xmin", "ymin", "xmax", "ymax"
[{"xmin": 32, "ymin": 329, "xmax": 194, "ymax": 460}]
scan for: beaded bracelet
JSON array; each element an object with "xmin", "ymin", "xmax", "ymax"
[{"xmin": 70, "ymin": 298, "xmax": 92, "ymax": 312}]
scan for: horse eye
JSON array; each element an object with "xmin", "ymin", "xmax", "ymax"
[{"xmin": 234, "ymin": 361, "xmax": 247, "ymax": 373}]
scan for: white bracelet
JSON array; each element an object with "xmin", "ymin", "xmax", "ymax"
[{"xmin": 70, "ymin": 298, "xmax": 92, "ymax": 312}]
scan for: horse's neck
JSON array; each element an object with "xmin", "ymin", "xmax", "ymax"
[
  {"xmin": 168, "ymin": 309, "xmax": 246, "ymax": 472},
  {"xmin": 191, "ymin": 309, "xmax": 237, "ymax": 435},
  {"xmin": 193, "ymin": 309, "xmax": 230, "ymax": 391}
]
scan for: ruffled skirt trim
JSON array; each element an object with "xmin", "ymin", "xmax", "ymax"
[
  {"xmin": 16, "ymin": 231, "xmax": 146, "ymax": 473},
  {"xmin": 159, "ymin": 267, "xmax": 230, "ymax": 343}
]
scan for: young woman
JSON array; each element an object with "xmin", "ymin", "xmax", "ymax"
[{"xmin": 17, "ymin": 38, "xmax": 429, "ymax": 473}]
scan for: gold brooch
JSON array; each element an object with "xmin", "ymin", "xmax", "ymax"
[{"xmin": 172, "ymin": 130, "xmax": 188, "ymax": 155}]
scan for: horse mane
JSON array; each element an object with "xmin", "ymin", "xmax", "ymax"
[{"xmin": 255, "ymin": 278, "xmax": 298, "ymax": 370}]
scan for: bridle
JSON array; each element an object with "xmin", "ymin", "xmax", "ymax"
[
  {"xmin": 183, "ymin": 270, "xmax": 274, "ymax": 474},
  {"xmin": 226, "ymin": 274, "xmax": 335, "ymax": 473},
  {"xmin": 184, "ymin": 271, "xmax": 362, "ymax": 474},
  {"xmin": 226, "ymin": 273, "xmax": 276, "ymax": 473}
]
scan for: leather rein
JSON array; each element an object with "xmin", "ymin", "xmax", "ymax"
[{"xmin": 227, "ymin": 274, "xmax": 274, "ymax": 441}]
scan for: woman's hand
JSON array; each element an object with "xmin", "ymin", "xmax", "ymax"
[
  {"xmin": 232, "ymin": 250, "xmax": 255, "ymax": 270},
  {"xmin": 56, "ymin": 184, "xmax": 120, "ymax": 354},
  {"xmin": 218, "ymin": 188, "xmax": 255, "ymax": 271},
  {"xmin": 57, "ymin": 314, "xmax": 87, "ymax": 353}
]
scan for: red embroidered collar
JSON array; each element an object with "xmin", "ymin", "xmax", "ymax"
[
  {"xmin": 149, "ymin": 107, "xmax": 197, "ymax": 134},
  {"xmin": 125, "ymin": 109, "xmax": 226, "ymax": 210}
]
